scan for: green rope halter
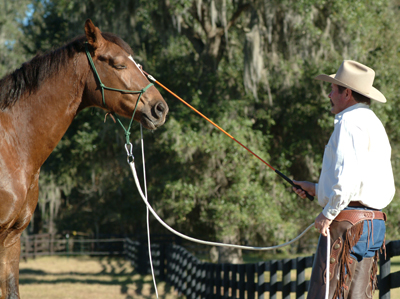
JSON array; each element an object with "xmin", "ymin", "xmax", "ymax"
[{"xmin": 85, "ymin": 42, "xmax": 153, "ymax": 144}]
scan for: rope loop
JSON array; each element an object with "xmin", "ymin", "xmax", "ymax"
[{"xmin": 125, "ymin": 142, "xmax": 134, "ymax": 163}]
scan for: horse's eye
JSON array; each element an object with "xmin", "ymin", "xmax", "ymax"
[{"xmin": 114, "ymin": 64, "xmax": 127, "ymax": 70}]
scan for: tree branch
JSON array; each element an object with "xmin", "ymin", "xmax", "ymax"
[{"xmin": 227, "ymin": 3, "xmax": 252, "ymax": 30}]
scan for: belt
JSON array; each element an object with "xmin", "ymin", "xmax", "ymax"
[
  {"xmin": 334, "ymin": 210, "xmax": 387, "ymax": 225},
  {"xmin": 347, "ymin": 201, "xmax": 367, "ymax": 207}
]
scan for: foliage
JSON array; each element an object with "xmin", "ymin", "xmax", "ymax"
[
  {"xmin": 2, "ymin": 0, "xmax": 400, "ymax": 256},
  {"xmin": 0, "ymin": 0, "xmax": 31, "ymax": 77}
]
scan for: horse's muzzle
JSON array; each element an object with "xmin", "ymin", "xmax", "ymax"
[{"xmin": 141, "ymin": 99, "xmax": 169, "ymax": 129}]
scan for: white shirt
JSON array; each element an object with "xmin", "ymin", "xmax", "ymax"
[{"xmin": 315, "ymin": 103, "xmax": 395, "ymax": 220}]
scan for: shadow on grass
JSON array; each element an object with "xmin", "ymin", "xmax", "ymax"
[
  {"xmin": 19, "ymin": 256, "xmax": 174, "ymax": 299},
  {"xmin": 390, "ymin": 260, "xmax": 400, "ymax": 267}
]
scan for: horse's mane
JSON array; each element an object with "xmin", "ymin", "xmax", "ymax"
[{"xmin": 0, "ymin": 32, "xmax": 134, "ymax": 110}]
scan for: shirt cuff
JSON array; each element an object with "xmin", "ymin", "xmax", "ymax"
[{"xmin": 322, "ymin": 204, "xmax": 340, "ymax": 220}]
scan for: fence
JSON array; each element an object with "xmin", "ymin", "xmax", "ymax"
[
  {"xmin": 379, "ymin": 240, "xmax": 400, "ymax": 299},
  {"xmin": 20, "ymin": 233, "xmax": 124, "ymax": 259},
  {"xmin": 19, "ymin": 234, "xmax": 400, "ymax": 298},
  {"xmin": 124, "ymin": 239, "xmax": 400, "ymax": 299}
]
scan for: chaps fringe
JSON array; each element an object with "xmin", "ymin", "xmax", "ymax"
[
  {"xmin": 333, "ymin": 221, "xmax": 364, "ymax": 299},
  {"xmin": 332, "ymin": 220, "xmax": 384, "ymax": 298}
]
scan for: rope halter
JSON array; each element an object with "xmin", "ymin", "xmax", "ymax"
[{"xmin": 84, "ymin": 42, "xmax": 153, "ymax": 145}]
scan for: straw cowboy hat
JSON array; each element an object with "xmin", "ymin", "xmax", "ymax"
[{"xmin": 315, "ymin": 60, "xmax": 386, "ymax": 103}]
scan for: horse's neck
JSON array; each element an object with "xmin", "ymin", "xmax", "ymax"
[{"xmin": 11, "ymin": 53, "xmax": 89, "ymax": 171}]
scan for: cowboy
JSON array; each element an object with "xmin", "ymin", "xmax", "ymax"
[{"xmin": 293, "ymin": 60, "xmax": 395, "ymax": 298}]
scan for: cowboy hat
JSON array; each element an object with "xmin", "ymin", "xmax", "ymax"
[{"xmin": 315, "ymin": 60, "xmax": 386, "ymax": 103}]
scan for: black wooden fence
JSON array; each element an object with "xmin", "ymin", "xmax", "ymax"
[
  {"xmin": 124, "ymin": 238, "xmax": 400, "ymax": 299},
  {"xmin": 378, "ymin": 240, "xmax": 400, "ymax": 299}
]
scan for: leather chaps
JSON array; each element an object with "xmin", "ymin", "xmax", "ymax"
[{"xmin": 306, "ymin": 210, "xmax": 385, "ymax": 299}]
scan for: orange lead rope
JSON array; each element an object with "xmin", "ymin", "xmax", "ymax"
[{"xmin": 143, "ymin": 71, "xmax": 314, "ymax": 201}]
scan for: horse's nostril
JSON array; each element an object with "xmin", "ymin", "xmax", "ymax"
[{"xmin": 155, "ymin": 102, "xmax": 165, "ymax": 115}]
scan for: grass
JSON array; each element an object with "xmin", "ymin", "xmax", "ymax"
[
  {"xmin": 19, "ymin": 256, "xmax": 179, "ymax": 299},
  {"xmin": 18, "ymin": 255, "xmax": 400, "ymax": 298}
]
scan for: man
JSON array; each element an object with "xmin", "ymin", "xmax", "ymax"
[{"xmin": 293, "ymin": 60, "xmax": 395, "ymax": 298}]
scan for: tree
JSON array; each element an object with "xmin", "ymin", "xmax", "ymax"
[
  {"xmin": 0, "ymin": 0, "xmax": 31, "ymax": 77},
  {"xmin": 17, "ymin": 0, "xmax": 400, "ymax": 261}
]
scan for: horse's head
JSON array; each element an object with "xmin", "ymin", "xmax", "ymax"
[{"xmin": 83, "ymin": 19, "xmax": 168, "ymax": 130}]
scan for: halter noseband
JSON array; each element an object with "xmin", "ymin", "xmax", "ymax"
[{"xmin": 84, "ymin": 42, "xmax": 153, "ymax": 145}]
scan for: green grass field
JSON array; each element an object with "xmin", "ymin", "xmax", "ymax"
[
  {"xmin": 18, "ymin": 255, "xmax": 400, "ymax": 298},
  {"xmin": 19, "ymin": 256, "xmax": 179, "ymax": 299}
]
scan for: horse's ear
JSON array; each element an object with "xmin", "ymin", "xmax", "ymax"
[{"xmin": 84, "ymin": 19, "xmax": 105, "ymax": 50}]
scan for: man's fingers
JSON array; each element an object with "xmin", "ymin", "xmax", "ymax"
[{"xmin": 292, "ymin": 187, "xmax": 306, "ymax": 199}]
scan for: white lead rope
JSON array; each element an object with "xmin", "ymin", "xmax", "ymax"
[
  {"xmin": 326, "ymin": 230, "xmax": 331, "ymax": 299},
  {"xmin": 139, "ymin": 125, "xmax": 159, "ymax": 298},
  {"xmin": 129, "ymin": 158, "xmax": 315, "ymax": 250},
  {"xmin": 129, "ymin": 128, "xmax": 330, "ymax": 299}
]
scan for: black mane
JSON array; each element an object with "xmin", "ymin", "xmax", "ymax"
[{"xmin": 0, "ymin": 32, "xmax": 134, "ymax": 110}]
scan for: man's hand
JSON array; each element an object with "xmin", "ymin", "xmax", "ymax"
[
  {"xmin": 315, "ymin": 212, "xmax": 332, "ymax": 237},
  {"xmin": 292, "ymin": 180, "xmax": 316, "ymax": 199}
]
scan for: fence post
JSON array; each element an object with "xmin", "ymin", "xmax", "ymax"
[
  {"xmin": 158, "ymin": 243, "xmax": 166, "ymax": 281},
  {"xmin": 270, "ymin": 260, "xmax": 278, "ymax": 299},
  {"xmin": 33, "ymin": 235, "xmax": 37, "ymax": 259},
  {"xmin": 231, "ymin": 264, "xmax": 238, "ymax": 298},
  {"xmin": 198, "ymin": 262, "xmax": 206, "ymax": 298},
  {"xmin": 215, "ymin": 263, "xmax": 222, "ymax": 298},
  {"xmin": 25, "ymin": 235, "xmax": 30, "ymax": 260},
  {"xmin": 50, "ymin": 233, "xmax": 54, "ymax": 256},
  {"xmin": 205, "ymin": 263, "xmax": 213, "ymax": 297},
  {"xmin": 20, "ymin": 237, "xmax": 25, "ymax": 261},
  {"xmin": 246, "ymin": 263, "xmax": 256, "ymax": 299},
  {"xmin": 222, "ymin": 263, "xmax": 229, "ymax": 299},
  {"xmin": 282, "ymin": 258, "xmax": 292, "ymax": 299},
  {"xmin": 296, "ymin": 256, "xmax": 306, "ymax": 299},
  {"xmin": 65, "ymin": 234, "xmax": 69, "ymax": 258},
  {"xmin": 379, "ymin": 242, "xmax": 391, "ymax": 299},
  {"xmin": 257, "ymin": 262, "xmax": 266, "ymax": 299}
]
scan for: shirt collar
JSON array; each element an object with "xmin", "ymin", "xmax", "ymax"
[{"xmin": 334, "ymin": 103, "xmax": 369, "ymax": 125}]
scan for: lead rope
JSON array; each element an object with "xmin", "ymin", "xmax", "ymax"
[
  {"xmin": 128, "ymin": 141, "xmax": 318, "ymax": 297},
  {"xmin": 326, "ymin": 230, "xmax": 331, "ymax": 299},
  {"xmin": 140, "ymin": 125, "xmax": 159, "ymax": 298},
  {"xmin": 130, "ymin": 138, "xmax": 335, "ymax": 299},
  {"xmin": 129, "ymin": 155, "xmax": 314, "ymax": 250}
]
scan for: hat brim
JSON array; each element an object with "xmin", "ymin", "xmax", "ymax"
[{"xmin": 315, "ymin": 74, "xmax": 386, "ymax": 103}]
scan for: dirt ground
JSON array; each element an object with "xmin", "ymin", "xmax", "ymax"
[{"xmin": 19, "ymin": 256, "xmax": 181, "ymax": 299}]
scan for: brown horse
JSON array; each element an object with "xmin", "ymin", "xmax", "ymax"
[{"xmin": 0, "ymin": 19, "xmax": 168, "ymax": 298}]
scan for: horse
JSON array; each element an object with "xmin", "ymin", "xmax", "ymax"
[{"xmin": 0, "ymin": 19, "xmax": 168, "ymax": 298}]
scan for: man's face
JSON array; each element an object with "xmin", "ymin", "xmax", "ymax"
[{"xmin": 328, "ymin": 84, "xmax": 348, "ymax": 114}]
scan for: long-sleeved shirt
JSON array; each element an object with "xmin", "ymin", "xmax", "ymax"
[{"xmin": 315, "ymin": 103, "xmax": 395, "ymax": 220}]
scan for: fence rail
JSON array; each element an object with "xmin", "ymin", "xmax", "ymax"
[{"xmin": 20, "ymin": 233, "xmax": 124, "ymax": 259}]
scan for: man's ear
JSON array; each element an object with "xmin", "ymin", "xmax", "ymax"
[
  {"xmin": 84, "ymin": 19, "xmax": 105, "ymax": 51},
  {"xmin": 345, "ymin": 88, "xmax": 352, "ymax": 100}
]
